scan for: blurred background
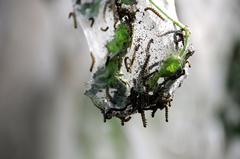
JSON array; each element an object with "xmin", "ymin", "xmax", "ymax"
[{"xmin": 0, "ymin": 0, "xmax": 240, "ymax": 159}]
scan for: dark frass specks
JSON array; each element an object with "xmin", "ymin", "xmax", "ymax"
[{"xmin": 74, "ymin": 0, "xmax": 194, "ymax": 127}]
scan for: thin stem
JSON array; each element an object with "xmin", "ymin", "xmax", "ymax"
[
  {"xmin": 179, "ymin": 31, "xmax": 190, "ymax": 57},
  {"xmin": 149, "ymin": 0, "xmax": 190, "ymax": 58},
  {"xmin": 149, "ymin": 0, "xmax": 184, "ymax": 29}
]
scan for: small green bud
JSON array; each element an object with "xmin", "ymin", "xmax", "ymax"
[
  {"xmin": 147, "ymin": 55, "xmax": 182, "ymax": 91},
  {"xmin": 159, "ymin": 56, "xmax": 182, "ymax": 77}
]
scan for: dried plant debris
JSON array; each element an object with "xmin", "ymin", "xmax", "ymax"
[{"xmin": 72, "ymin": 0, "xmax": 194, "ymax": 127}]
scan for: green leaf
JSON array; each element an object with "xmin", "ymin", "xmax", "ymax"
[
  {"xmin": 106, "ymin": 23, "xmax": 131, "ymax": 54},
  {"xmin": 102, "ymin": 58, "xmax": 121, "ymax": 87},
  {"xmin": 106, "ymin": 40, "xmax": 122, "ymax": 54}
]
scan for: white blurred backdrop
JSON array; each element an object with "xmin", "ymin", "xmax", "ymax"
[{"xmin": 0, "ymin": 0, "xmax": 240, "ymax": 159}]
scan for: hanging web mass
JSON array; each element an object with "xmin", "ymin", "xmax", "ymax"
[{"xmin": 70, "ymin": 0, "xmax": 194, "ymax": 127}]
